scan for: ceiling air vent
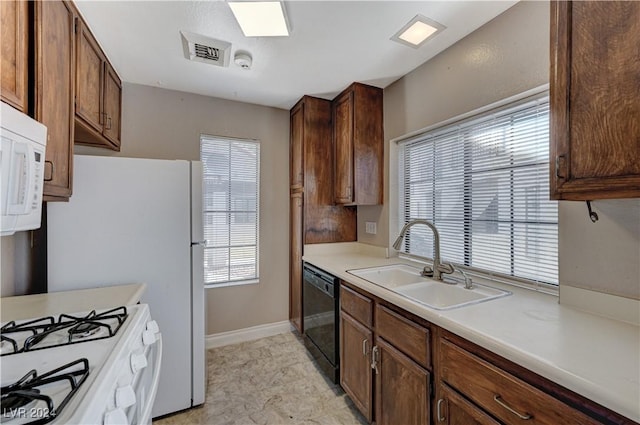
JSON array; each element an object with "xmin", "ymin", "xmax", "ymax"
[{"xmin": 181, "ymin": 31, "xmax": 231, "ymax": 67}]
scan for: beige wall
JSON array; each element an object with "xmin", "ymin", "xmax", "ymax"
[
  {"xmin": 78, "ymin": 83, "xmax": 290, "ymax": 334},
  {"xmin": 360, "ymin": 0, "xmax": 640, "ymax": 300}
]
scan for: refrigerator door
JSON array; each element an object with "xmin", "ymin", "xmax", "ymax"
[
  {"xmin": 48, "ymin": 155, "xmax": 193, "ymax": 417},
  {"xmin": 190, "ymin": 161, "xmax": 206, "ymax": 406}
]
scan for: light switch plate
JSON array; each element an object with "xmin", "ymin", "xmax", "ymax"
[{"xmin": 365, "ymin": 222, "xmax": 377, "ymax": 234}]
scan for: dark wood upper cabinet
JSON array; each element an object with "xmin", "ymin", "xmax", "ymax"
[
  {"xmin": 102, "ymin": 63, "xmax": 122, "ymax": 147},
  {"xmin": 75, "ymin": 20, "xmax": 103, "ymax": 134},
  {"xmin": 290, "ymin": 102, "xmax": 304, "ymax": 189},
  {"xmin": 1, "ymin": 0, "xmax": 28, "ymax": 113},
  {"xmin": 35, "ymin": 0, "xmax": 76, "ymax": 201},
  {"xmin": 289, "ymin": 95, "xmax": 357, "ymax": 244},
  {"xmin": 550, "ymin": 1, "xmax": 640, "ymax": 200},
  {"xmin": 74, "ymin": 18, "xmax": 122, "ymax": 151},
  {"xmin": 332, "ymin": 82, "xmax": 383, "ymax": 205}
]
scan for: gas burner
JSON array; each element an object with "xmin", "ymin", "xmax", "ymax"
[
  {"xmin": 68, "ymin": 322, "xmax": 101, "ymax": 340},
  {"xmin": 0, "ymin": 307, "xmax": 128, "ymax": 356},
  {"xmin": 0, "ymin": 359, "xmax": 89, "ymax": 425}
]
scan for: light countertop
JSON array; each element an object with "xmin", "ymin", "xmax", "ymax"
[
  {"xmin": 303, "ymin": 244, "xmax": 640, "ymax": 423},
  {"xmin": 0, "ymin": 283, "xmax": 146, "ymax": 322}
]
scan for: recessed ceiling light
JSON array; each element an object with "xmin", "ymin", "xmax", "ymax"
[
  {"xmin": 391, "ymin": 14, "xmax": 445, "ymax": 49},
  {"xmin": 228, "ymin": 1, "xmax": 289, "ymax": 37}
]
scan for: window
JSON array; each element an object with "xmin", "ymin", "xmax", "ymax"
[
  {"xmin": 201, "ymin": 136, "xmax": 260, "ymax": 286},
  {"xmin": 398, "ymin": 94, "xmax": 558, "ymax": 288}
]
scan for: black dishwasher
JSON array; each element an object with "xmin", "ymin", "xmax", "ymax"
[{"xmin": 302, "ymin": 262, "xmax": 340, "ymax": 383}]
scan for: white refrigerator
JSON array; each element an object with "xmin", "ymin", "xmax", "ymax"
[{"xmin": 47, "ymin": 155, "xmax": 206, "ymax": 418}]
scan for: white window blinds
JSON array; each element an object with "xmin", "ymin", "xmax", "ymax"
[
  {"xmin": 201, "ymin": 136, "xmax": 260, "ymax": 286},
  {"xmin": 398, "ymin": 95, "xmax": 558, "ymax": 287}
]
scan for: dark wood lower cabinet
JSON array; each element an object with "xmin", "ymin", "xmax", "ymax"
[
  {"xmin": 339, "ymin": 311, "xmax": 373, "ymax": 422},
  {"xmin": 437, "ymin": 383, "xmax": 501, "ymax": 425},
  {"xmin": 336, "ymin": 280, "xmax": 635, "ymax": 425},
  {"xmin": 289, "ymin": 192, "xmax": 303, "ymax": 332},
  {"xmin": 375, "ymin": 337, "xmax": 430, "ymax": 425}
]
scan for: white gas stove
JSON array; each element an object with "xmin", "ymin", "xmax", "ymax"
[{"xmin": 0, "ymin": 304, "xmax": 161, "ymax": 425}]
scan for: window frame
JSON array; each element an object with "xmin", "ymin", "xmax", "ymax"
[
  {"xmin": 200, "ymin": 134, "xmax": 260, "ymax": 288},
  {"xmin": 394, "ymin": 87, "xmax": 558, "ymax": 294}
]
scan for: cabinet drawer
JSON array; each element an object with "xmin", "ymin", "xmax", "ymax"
[
  {"xmin": 376, "ymin": 304, "xmax": 430, "ymax": 369},
  {"xmin": 440, "ymin": 339, "xmax": 599, "ymax": 425},
  {"xmin": 340, "ymin": 284, "xmax": 373, "ymax": 327}
]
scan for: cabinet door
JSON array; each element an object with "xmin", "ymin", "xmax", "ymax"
[
  {"xmin": 35, "ymin": 0, "xmax": 75, "ymax": 201},
  {"xmin": 103, "ymin": 63, "xmax": 122, "ymax": 149},
  {"xmin": 550, "ymin": 1, "xmax": 640, "ymax": 200},
  {"xmin": 340, "ymin": 311, "xmax": 373, "ymax": 422},
  {"xmin": 333, "ymin": 90, "xmax": 354, "ymax": 204},
  {"xmin": 289, "ymin": 192, "xmax": 303, "ymax": 333},
  {"xmin": 290, "ymin": 101, "xmax": 304, "ymax": 189},
  {"xmin": 375, "ymin": 337, "xmax": 430, "ymax": 425},
  {"xmin": 75, "ymin": 20, "xmax": 103, "ymax": 134},
  {"xmin": 0, "ymin": 0, "xmax": 28, "ymax": 112},
  {"xmin": 436, "ymin": 383, "xmax": 501, "ymax": 425}
]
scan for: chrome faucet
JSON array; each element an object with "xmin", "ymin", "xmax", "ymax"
[{"xmin": 392, "ymin": 219, "xmax": 454, "ymax": 281}]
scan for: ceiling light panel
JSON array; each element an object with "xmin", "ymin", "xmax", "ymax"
[
  {"xmin": 228, "ymin": 2, "xmax": 289, "ymax": 37},
  {"xmin": 391, "ymin": 14, "xmax": 445, "ymax": 49}
]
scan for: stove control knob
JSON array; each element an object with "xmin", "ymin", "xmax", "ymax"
[
  {"xmin": 130, "ymin": 353, "xmax": 148, "ymax": 373},
  {"xmin": 142, "ymin": 329, "xmax": 157, "ymax": 346},
  {"xmin": 146, "ymin": 320, "xmax": 160, "ymax": 334},
  {"xmin": 115, "ymin": 385, "xmax": 136, "ymax": 408},
  {"xmin": 104, "ymin": 408, "xmax": 129, "ymax": 425}
]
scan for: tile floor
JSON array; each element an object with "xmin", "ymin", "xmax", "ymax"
[{"xmin": 153, "ymin": 332, "xmax": 367, "ymax": 425}]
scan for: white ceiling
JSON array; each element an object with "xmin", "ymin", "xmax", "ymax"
[{"xmin": 74, "ymin": 1, "xmax": 518, "ymax": 110}]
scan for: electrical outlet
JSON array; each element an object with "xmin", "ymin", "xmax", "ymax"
[{"xmin": 365, "ymin": 222, "xmax": 377, "ymax": 235}]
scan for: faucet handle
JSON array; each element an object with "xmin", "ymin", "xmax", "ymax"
[
  {"xmin": 421, "ymin": 265, "xmax": 434, "ymax": 277},
  {"xmin": 437, "ymin": 262, "xmax": 455, "ymax": 275}
]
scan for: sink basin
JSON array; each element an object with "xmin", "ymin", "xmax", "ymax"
[
  {"xmin": 347, "ymin": 264, "xmax": 427, "ymax": 288},
  {"xmin": 395, "ymin": 280, "xmax": 511, "ymax": 310},
  {"xmin": 347, "ymin": 264, "xmax": 511, "ymax": 310}
]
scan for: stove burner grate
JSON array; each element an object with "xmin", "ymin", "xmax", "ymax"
[
  {"xmin": 0, "ymin": 358, "xmax": 90, "ymax": 425},
  {"xmin": 0, "ymin": 306, "xmax": 128, "ymax": 356},
  {"xmin": 1, "ymin": 388, "xmax": 40, "ymax": 415}
]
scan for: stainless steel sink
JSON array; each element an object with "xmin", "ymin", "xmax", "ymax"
[{"xmin": 347, "ymin": 264, "xmax": 511, "ymax": 310}]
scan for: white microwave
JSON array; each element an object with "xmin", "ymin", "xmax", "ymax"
[{"xmin": 1, "ymin": 102, "xmax": 47, "ymax": 236}]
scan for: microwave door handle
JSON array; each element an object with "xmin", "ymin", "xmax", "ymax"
[
  {"xmin": 24, "ymin": 144, "xmax": 36, "ymax": 214},
  {"xmin": 6, "ymin": 142, "xmax": 31, "ymax": 215}
]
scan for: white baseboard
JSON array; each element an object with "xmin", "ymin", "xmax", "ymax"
[{"xmin": 205, "ymin": 320, "xmax": 293, "ymax": 349}]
